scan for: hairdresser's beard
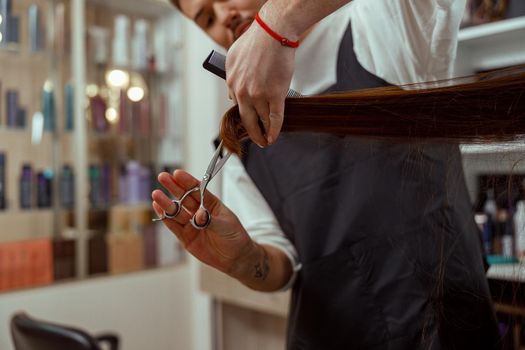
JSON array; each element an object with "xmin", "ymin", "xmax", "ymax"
[{"xmin": 233, "ymin": 17, "xmax": 255, "ymax": 41}]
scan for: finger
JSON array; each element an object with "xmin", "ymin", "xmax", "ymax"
[
  {"xmin": 193, "ymin": 207, "xmax": 211, "ymax": 227},
  {"xmin": 152, "ymin": 200, "xmax": 165, "ymax": 219},
  {"xmin": 267, "ymin": 97, "xmax": 285, "ymax": 145},
  {"xmin": 152, "ymin": 201, "xmax": 185, "ymax": 233},
  {"xmin": 228, "ymin": 88, "xmax": 238, "ymax": 105},
  {"xmin": 253, "ymin": 99, "xmax": 270, "ymax": 137},
  {"xmin": 157, "ymin": 172, "xmax": 199, "ymax": 213},
  {"xmin": 237, "ymin": 99, "xmax": 268, "ymax": 148}
]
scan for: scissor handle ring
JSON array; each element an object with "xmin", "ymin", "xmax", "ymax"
[
  {"xmin": 190, "ymin": 208, "xmax": 211, "ymax": 230},
  {"xmin": 164, "ymin": 200, "xmax": 182, "ymax": 219}
]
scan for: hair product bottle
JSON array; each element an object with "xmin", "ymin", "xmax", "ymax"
[
  {"xmin": 28, "ymin": 4, "xmax": 44, "ymax": 52},
  {"xmin": 112, "ymin": 15, "xmax": 130, "ymax": 67},
  {"xmin": 19, "ymin": 164, "xmax": 33, "ymax": 209},
  {"xmin": 64, "ymin": 84, "xmax": 74, "ymax": 131},
  {"xmin": 60, "ymin": 165, "xmax": 74, "ymax": 209},
  {"xmin": 0, "ymin": 153, "xmax": 6, "ymax": 210},
  {"xmin": 6, "ymin": 89, "xmax": 18, "ymax": 128},
  {"xmin": 37, "ymin": 170, "xmax": 53, "ymax": 208},
  {"xmin": 42, "ymin": 82, "xmax": 56, "ymax": 131}
]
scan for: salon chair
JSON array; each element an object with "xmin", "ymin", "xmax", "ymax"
[{"xmin": 10, "ymin": 312, "xmax": 119, "ymax": 350}]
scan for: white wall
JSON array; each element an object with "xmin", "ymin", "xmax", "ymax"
[{"xmin": 0, "ymin": 267, "xmax": 193, "ymax": 350}]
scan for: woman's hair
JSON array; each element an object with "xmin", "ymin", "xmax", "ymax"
[{"xmin": 219, "ymin": 65, "xmax": 525, "ymax": 154}]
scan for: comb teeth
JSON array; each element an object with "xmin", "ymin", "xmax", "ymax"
[
  {"xmin": 286, "ymin": 90, "xmax": 302, "ymax": 98},
  {"xmin": 203, "ymin": 50, "xmax": 303, "ymax": 97}
]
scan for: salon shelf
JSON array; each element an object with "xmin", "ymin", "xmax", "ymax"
[
  {"xmin": 0, "ymin": 209, "xmax": 55, "ymax": 243},
  {"xmin": 88, "ymin": 0, "xmax": 174, "ymax": 17},
  {"xmin": 0, "ymin": 49, "xmax": 49, "ymax": 64},
  {"xmin": 460, "ymin": 141, "xmax": 525, "ymax": 155},
  {"xmin": 0, "ymin": 262, "xmax": 186, "ymax": 296},
  {"xmin": 456, "ymin": 16, "xmax": 525, "ymax": 72},
  {"xmin": 459, "ymin": 16, "xmax": 525, "ymax": 44},
  {"xmin": 488, "ymin": 262, "xmax": 525, "ymax": 283},
  {"xmin": 0, "ymin": 129, "xmax": 74, "ymax": 160}
]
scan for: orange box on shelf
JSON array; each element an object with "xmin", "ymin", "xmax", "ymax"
[{"xmin": 0, "ymin": 238, "xmax": 53, "ymax": 292}]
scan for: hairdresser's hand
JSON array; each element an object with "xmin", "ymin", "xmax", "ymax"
[
  {"xmin": 152, "ymin": 170, "xmax": 255, "ymax": 275},
  {"xmin": 152, "ymin": 170, "xmax": 293, "ymax": 291},
  {"xmin": 226, "ymin": 17, "xmax": 296, "ymax": 147}
]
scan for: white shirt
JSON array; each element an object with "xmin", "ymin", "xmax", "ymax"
[{"xmin": 222, "ymin": 0, "xmax": 467, "ymax": 290}]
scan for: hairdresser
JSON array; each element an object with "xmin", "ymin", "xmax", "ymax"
[{"xmin": 153, "ymin": 0, "xmax": 501, "ymax": 348}]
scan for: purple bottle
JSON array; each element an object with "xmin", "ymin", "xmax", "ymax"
[
  {"xmin": 126, "ymin": 161, "xmax": 141, "ymax": 204},
  {"xmin": 139, "ymin": 165, "xmax": 151, "ymax": 202}
]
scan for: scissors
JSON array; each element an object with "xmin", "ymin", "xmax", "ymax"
[{"xmin": 153, "ymin": 140, "xmax": 231, "ymax": 230}]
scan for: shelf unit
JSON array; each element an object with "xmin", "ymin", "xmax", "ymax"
[
  {"xmin": 0, "ymin": 0, "xmax": 183, "ymax": 292},
  {"xmin": 68, "ymin": 0, "xmax": 183, "ymax": 279},
  {"xmin": 456, "ymin": 16, "xmax": 525, "ymax": 74},
  {"xmin": 459, "ymin": 16, "xmax": 525, "ymax": 44},
  {"xmin": 488, "ymin": 262, "xmax": 525, "ymax": 283},
  {"xmin": 460, "ymin": 141, "xmax": 525, "ymax": 155},
  {"xmin": 457, "ymin": 16, "xmax": 525, "ymax": 156},
  {"xmin": 87, "ymin": 0, "xmax": 172, "ymax": 17}
]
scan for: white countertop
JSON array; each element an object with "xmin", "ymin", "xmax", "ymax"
[{"xmin": 487, "ymin": 263, "xmax": 525, "ymax": 282}]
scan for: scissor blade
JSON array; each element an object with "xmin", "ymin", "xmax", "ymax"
[
  {"xmin": 203, "ymin": 141, "xmax": 231, "ymax": 181},
  {"xmin": 211, "ymin": 151, "xmax": 231, "ymax": 178}
]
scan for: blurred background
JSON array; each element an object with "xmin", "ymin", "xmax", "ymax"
[{"xmin": 0, "ymin": 0, "xmax": 524, "ymax": 349}]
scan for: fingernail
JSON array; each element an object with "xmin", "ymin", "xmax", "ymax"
[{"xmin": 267, "ymin": 136, "xmax": 274, "ymax": 145}]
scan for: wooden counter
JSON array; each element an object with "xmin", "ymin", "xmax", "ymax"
[{"xmin": 199, "ymin": 265, "xmax": 289, "ymax": 350}]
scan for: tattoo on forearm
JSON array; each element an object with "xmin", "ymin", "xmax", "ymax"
[{"xmin": 254, "ymin": 248, "xmax": 270, "ymax": 281}]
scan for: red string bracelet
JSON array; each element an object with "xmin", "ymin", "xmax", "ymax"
[{"xmin": 255, "ymin": 13, "xmax": 300, "ymax": 48}]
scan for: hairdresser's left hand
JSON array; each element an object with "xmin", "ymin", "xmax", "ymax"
[{"xmin": 226, "ymin": 14, "xmax": 296, "ymax": 147}]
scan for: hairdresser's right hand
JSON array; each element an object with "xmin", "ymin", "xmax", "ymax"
[{"xmin": 151, "ymin": 170, "xmax": 255, "ymax": 275}]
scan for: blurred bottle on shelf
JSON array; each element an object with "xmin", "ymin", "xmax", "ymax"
[
  {"xmin": 19, "ymin": 164, "xmax": 32, "ymax": 209},
  {"xmin": 0, "ymin": 152, "xmax": 6, "ymax": 210},
  {"xmin": 37, "ymin": 168, "xmax": 53, "ymax": 208},
  {"xmin": 60, "ymin": 165, "xmax": 74, "ymax": 209},
  {"xmin": 132, "ymin": 20, "xmax": 148, "ymax": 71},
  {"xmin": 28, "ymin": 4, "xmax": 45, "ymax": 52}
]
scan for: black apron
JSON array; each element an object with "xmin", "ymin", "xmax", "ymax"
[{"xmin": 240, "ymin": 22, "xmax": 501, "ymax": 349}]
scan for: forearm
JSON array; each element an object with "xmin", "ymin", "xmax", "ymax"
[
  {"xmin": 259, "ymin": 0, "xmax": 353, "ymax": 40},
  {"xmin": 229, "ymin": 242, "xmax": 293, "ymax": 292}
]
